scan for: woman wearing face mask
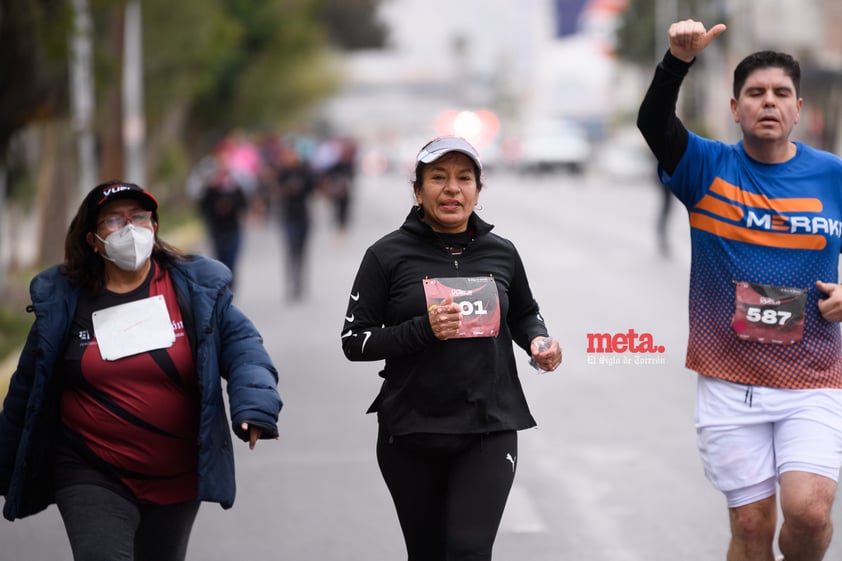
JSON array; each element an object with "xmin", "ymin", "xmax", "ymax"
[{"xmin": 0, "ymin": 181, "xmax": 283, "ymax": 561}]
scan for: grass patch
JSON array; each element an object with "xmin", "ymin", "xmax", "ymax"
[
  {"xmin": 0, "ymin": 268, "xmax": 37, "ymax": 404},
  {"xmin": 0, "ymin": 298, "xmax": 30, "ymax": 402},
  {"xmin": 0, "ymin": 303, "xmax": 30, "ymax": 365}
]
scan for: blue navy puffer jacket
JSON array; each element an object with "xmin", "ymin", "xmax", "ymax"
[{"xmin": 0, "ymin": 255, "xmax": 282, "ymax": 521}]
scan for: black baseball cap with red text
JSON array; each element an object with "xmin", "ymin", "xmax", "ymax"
[{"xmin": 84, "ymin": 182, "xmax": 159, "ymax": 230}]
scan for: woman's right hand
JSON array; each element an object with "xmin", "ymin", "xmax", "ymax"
[{"xmin": 428, "ymin": 295, "xmax": 462, "ymax": 340}]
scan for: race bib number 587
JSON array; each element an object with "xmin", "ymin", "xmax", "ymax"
[
  {"xmin": 423, "ymin": 277, "xmax": 500, "ymax": 338},
  {"xmin": 731, "ymin": 281, "xmax": 807, "ymax": 345}
]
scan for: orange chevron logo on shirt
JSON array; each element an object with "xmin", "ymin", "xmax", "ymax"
[{"xmin": 689, "ymin": 178, "xmax": 837, "ymax": 250}]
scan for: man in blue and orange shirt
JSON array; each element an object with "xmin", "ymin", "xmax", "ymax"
[{"xmin": 639, "ymin": 19, "xmax": 842, "ymax": 561}]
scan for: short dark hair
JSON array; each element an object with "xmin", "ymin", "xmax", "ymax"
[{"xmin": 733, "ymin": 50, "xmax": 801, "ymax": 99}]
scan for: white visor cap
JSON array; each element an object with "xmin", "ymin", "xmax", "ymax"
[{"xmin": 416, "ymin": 136, "xmax": 483, "ymax": 171}]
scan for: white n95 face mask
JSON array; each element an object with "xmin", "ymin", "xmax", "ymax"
[{"xmin": 96, "ymin": 224, "xmax": 155, "ymax": 272}]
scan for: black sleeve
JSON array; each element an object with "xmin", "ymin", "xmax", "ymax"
[
  {"xmin": 636, "ymin": 50, "xmax": 694, "ymax": 175},
  {"xmin": 504, "ymin": 245, "xmax": 548, "ymax": 353},
  {"xmin": 340, "ymin": 247, "xmax": 436, "ymax": 362},
  {"xmin": 0, "ymin": 325, "xmax": 38, "ymax": 494}
]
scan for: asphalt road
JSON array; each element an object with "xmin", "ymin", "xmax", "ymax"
[{"xmin": 2, "ymin": 166, "xmax": 841, "ymax": 560}]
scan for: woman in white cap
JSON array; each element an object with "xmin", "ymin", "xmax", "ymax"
[
  {"xmin": 0, "ymin": 180, "xmax": 282, "ymax": 561},
  {"xmin": 341, "ymin": 136, "xmax": 562, "ymax": 560}
]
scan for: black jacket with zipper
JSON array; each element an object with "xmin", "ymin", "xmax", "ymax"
[{"xmin": 341, "ymin": 207, "xmax": 546, "ymax": 437}]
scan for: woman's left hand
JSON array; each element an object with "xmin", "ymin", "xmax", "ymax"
[
  {"xmin": 242, "ymin": 422, "xmax": 263, "ymax": 449},
  {"xmin": 530, "ymin": 337, "xmax": 563, "ymax": 372}
]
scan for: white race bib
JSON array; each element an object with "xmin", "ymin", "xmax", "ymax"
[{"xmin": 92, "ymin": 295, "xmax": 176, "ymax": 361}]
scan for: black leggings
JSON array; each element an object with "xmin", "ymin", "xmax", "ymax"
[
  {"xmin": 377, "ymin": 427, "xmax": 518, "ymax": 561},
  {"xmin": 56, "ymin": 484, "xmax": 200, "ymax": 561}
]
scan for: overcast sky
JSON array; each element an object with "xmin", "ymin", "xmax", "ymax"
[{"xmin": 376, "ymin": 0, "xmax": 555, "ymax": 79}]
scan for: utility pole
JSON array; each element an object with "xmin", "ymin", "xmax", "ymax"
[
  {"xmin": 70, "ymin": 0, "xmax": 98, "ymax": 200},
  {"xmin": 123, "ymin": 0, "xmax": 146, "ymax": 186}
]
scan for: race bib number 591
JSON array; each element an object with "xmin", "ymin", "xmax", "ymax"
[
  {"xmin": 423, "ymin": 277, "xmax": 500, "ymax": 338},
  {"xmin": 731, "ymin": 281, "xmax": 807, "ymax": 345}
]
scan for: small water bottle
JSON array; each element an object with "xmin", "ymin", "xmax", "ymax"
[{"xmin": 529, "ymin": 336, "xmax": 554, "ymax": 373}]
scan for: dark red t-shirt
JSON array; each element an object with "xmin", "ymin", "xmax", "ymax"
[{"xmin": 57, "ymin": 262, "xmax": 199, "ymax": 504}]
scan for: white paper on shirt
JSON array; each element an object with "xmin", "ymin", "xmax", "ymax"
[{"xmin": 92, "ymin": 294, "xmax": 176, "ymax": 361}]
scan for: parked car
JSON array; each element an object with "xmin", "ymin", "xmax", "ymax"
[{"xmin": 514, "ymin": 119, "xmax": 591, "ymax": 175}]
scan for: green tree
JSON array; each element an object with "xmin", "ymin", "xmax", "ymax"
[
  {"xmin": 144, "ymin": 0, "xmax": 389, "ymax": 170},
  {"xmin": 1, "ymin": 0, "xmax": 390, "ymax": 174},
  {"xmin": 0, "ymin": 0, "xmax": 389, "ymax": 276},
  {"xmin": 183, "ymin": 0, "xmax": 339, "ymax": 147},
  {"xmin": 614, "ymin": 0, "xmax": 657, "ymax": 67},
  {"xmin": 319, "ymin": 0, "xmax": 389, "ymax": 50},
  {"xmin": 615, "ymin": 0, "xmax": 728, "ymax": 67},
  {"xmin": 0, "ymin": 0, "xmax": 71, "ymax": 158}
]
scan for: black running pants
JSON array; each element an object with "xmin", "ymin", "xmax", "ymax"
[{"xmin": 376, "ymin": 427, "xmax": 518, "ymax": 561}]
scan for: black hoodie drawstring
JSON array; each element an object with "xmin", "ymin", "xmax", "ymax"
[{"xmin": 744, "ymin": 385, "xmax": 754, "ymax": 408}]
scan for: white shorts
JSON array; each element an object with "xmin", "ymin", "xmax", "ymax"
[{"xmin": 695, "ymin": 374, "xmax": 842, "ymax": 508}]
